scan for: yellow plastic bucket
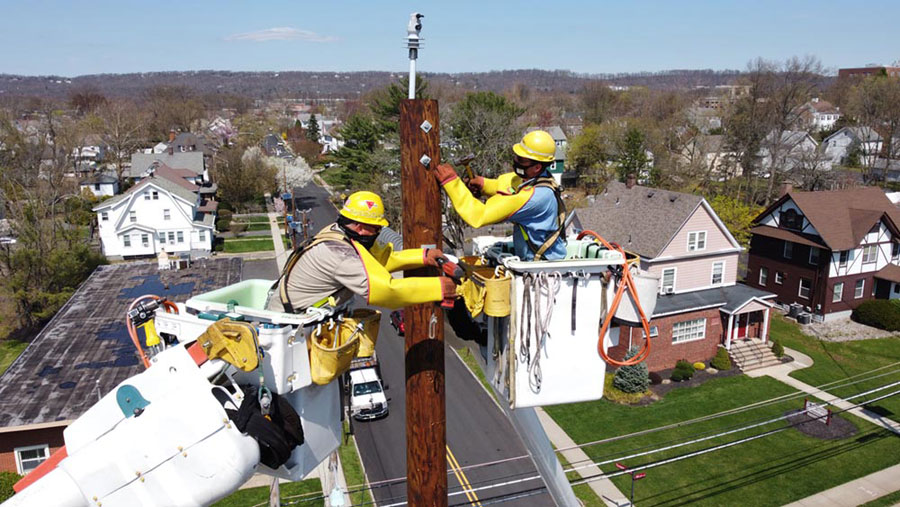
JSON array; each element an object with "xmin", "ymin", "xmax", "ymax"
[
  {"xmin": 309, "ymin": 320, "xmax": 361, "ymax": 385},
  {"xmin": 349, "ymin": 309, "xmax": 382, "ymax": 358},
  {"xmin": 480, "ymin": 267, "xmax": 512, "ymax": 318}
]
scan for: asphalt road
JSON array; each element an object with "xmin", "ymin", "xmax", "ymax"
[{"xmin": 287, "ymin": 183, "xmax": 553, "ymax": 506}]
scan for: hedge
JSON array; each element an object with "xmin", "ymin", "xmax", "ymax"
[{"xmin": 852, "ymin": 299, "xmax": 900, "ymax": 331}]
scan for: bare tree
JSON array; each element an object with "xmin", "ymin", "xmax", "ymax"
[
  {"xmin": 847, "ymin": 74, "xmax": 900, "ymax": 182},
  {"xmin": 96, "ymin": 100, "xmax": 146, "ymax": 185}
]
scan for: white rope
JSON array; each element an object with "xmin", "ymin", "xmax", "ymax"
[{"xmin": 528, "ymin": 271, "xmax": 561, "ymax": 393}]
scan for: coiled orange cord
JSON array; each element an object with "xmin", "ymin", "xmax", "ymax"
[
  {"xmin": 127, "ymin": 295, "xmax": 179, "ymax": 369},
  {"xmin": 577, "ymin": 230, "xmax": 652, "ymax": 366}
]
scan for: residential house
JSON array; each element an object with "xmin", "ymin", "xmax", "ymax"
[
  {"xmin": 746, "ymin": 186, "xmax": 900, "ymax": 321},
  {"xmin": 801, "ymin": 98, "xmax": 842, "ymax": 132},
  {"xmin": 759, "ymin": 130, "xmax": 821, "ymax": 174},
  {"xmin": 573, "ymin": 180, "xmax": 775, "ymax": 371},
  {"xmin": 526, "ymin": 126, "xmax": 567, "ymax": 185},
  {"xmin": 680, "ymin": 135, "xmax": 741, "ymax": 179},
  {"xmin": 871, "ymin": 158, "xmax": 900, "ymax": 182},
  {"xmin": 79, "ymin": 173, "xmax": 119, "ymax": 198},
  {"xmin": 93, "ymin": 167, "xmax": 216, "ymax": 259},
  {"xmin": 823, "ymin": 127, "xmax": 883, "ymax": 167},
  {"xmin": 129, "ymin": 150, "xmax": 207, "ymax": 183}
]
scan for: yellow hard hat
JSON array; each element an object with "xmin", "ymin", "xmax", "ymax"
[
  {"xmin": 339, "ymin": 191, "xmax": 389, "ymax": 227},
  {"xmin": 513, "ymin": 130, "xmax": 556, "ymax": 163}
]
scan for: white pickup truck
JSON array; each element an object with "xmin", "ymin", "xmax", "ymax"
[{"xmin": 348, "ymin": 354, "xmax": 388, "ymax": 421}]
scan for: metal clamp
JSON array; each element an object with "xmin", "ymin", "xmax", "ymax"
[
  {"xmin": 428, "ymin": 312, "xmax": 438, "ymax": 339},
  {"xmin": 420, "ymin": 154, "xmax": 432, "ymax": 167},
  {"xmin": 420, "ymin": 120, "xmax": 433, "ymax": 133}
]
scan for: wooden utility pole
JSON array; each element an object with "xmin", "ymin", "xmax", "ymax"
[{"xmin": 400, "ymin": 98, "xmax": 447, "ymax": 506}]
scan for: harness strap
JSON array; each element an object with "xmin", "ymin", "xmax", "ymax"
[
  {"xmin": 516, "ymin": 177, "xmax": 567, "ymax": 261},
  {"xmin": 275, "ymin": 228, "xmax": 353, "ymax": 313}
]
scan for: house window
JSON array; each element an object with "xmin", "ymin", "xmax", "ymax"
[
  {"xmin": 168, "ymin": 232, "xmax": 175, "ymax": 243},
  {"xmin": 833, "ymin": 282, "xmax": 843, "ymax": 303},
  {"xmin": 711, "ymin": 261, "xmax": 725, "ymax": 285},
  {"xmin": 14, "ymin": 445, "xmax": 49, "ymax": 475},
  {"xmin": 783, "ymin": 241, "xmax": 793, "ymax": 259},
  {"xmin": 123, "ymin": 234, "xmax": 131, "ymax": 248},
  {"xmin": 855, "ymin": 279, "xmax": 865, "ymax": 299},
  {"xmin": 839, "ymin": 250, "xmax": 849, "ymax": 268},
  {"xmin": 781, "ymin": 208, "xmax": 804, "ymax": 230},
  {"xmin": 862, "ymin": 245, "xmax": 877, "ymax": 264},
  {"xmin": 101, "ymin": 212, "xmax": 108, "ymax": 221},
  {"xmin": 799, "ymin": 278, "xmax": 812, "ymax": 299},
  {"xmin": 687, "ymin": 231, "xmax": 707, "ymax": 252},
  {"xmin": 759, "ymin": 267, "xmax": 768, "ymax": 286},
  {"xmin": 129, "ymin": 210, "xmax": 136, "ymax": 223},
  {"xmin": 895, "ymin": 284, "xmax": 900, "ymax": 294},
  {"xmin": 141, "ymin": 233, "xmax": 149, "ymax": 247},
  {"xmin": 144, "ymin": 192, "xmax": 150, "ymax": 200},
  {"xmin": 809, "ymin": 247, "xmax": 820, "ymax": 265},
  {"xmin": 642, "ymin": 326, "xmax": 659, "ymax": 339},
  {"xmin": 892, "ymin": 243, "xmax": 899, "ymax": 262},
  {"xmin": 164, "ymin": 209, "xmax": 171, "ymax": 220},
  {"xmin": 94, "ymin": 183, "xmax": 100, "ymax": 191},
  {"xmin": 199, "ymin": 230, "xmax": 206, "ymax": 242},
  {"xmin": 672, "ymin": 318, "xmax": 706, "ymax": 343},
  {"xmin": 661, "ymin": 268, "xmax": 676, "ymax": 294},
  {"xmin": 158, "ymin": 233, "xmax": 165, "ymax": 244},
  {"xmin": 177, "ymin": 231, "xmax": 184, "ymax": 243},
  {"xmin": 152, "ymin": 191, "xmax": 159, "ymax": 200},
  {"xmin": 775, "ymin": 272, "xmax": 784, "ymax": 285}
]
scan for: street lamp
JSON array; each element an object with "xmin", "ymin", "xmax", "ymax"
[{"xmin": 616, "ymin": 462, "xmax": 647, "ymax": 506}]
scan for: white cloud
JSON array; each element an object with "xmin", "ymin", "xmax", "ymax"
[{"xmin": 225, "ymin": 27, "xmax": 337, "ymax": 43}]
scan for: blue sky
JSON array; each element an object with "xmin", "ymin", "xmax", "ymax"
[{"xmin": 0, "ymin": 0, "xmax": 897, "ymax": 77}]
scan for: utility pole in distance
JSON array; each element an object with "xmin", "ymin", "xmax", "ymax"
[{"xmin": 400, "ymin": 13, "xmax": 447, "ymax": 506}]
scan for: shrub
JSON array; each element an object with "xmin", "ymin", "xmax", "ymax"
[
  {"xmin": 711, "ymin": 347, "xmax": 732, "ymax": 370},
  {"xmin": 648, "ymin": 371, "xmax": 663, "ymax": 385},
  {"xmin": 771, "ymin": 339, "xmax": 785, "ymax": 358},
  {"xmin": 229, "ymin": 222, "xmax": 248, "ymax": 237},
  {"xmin": 603, "ymin": 373, "xmax": 646, "ymax": 404},
  {"xmin": 612, "ymin": 347, "xmax": 650, "ymax": 393},
  {"xmin": 0, "ymin": 471, "xmax": 21, "ymax": 502},
  {"xmin": 671, "ymin": 359, "xmax": 695, "ymax": 382},
  {"xmin": 693, "ymin": 362, "xmax": 706, "ymax": 370},
  {"xmin": 852, "ymin": 299, "xmax": 900, "ymax": 331}
]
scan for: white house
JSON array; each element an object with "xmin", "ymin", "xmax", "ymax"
[
  {"xmin": 93, "ymin": 171, "xmax": 216, "ymax": 259},
  {"xmin": 802, "ymin": 98, "xmax": 842, "ymax": 132},
  {"xmin": 823, "ymin": 127, "xmax": 883, "ymax": 167},
  {"xmin": 759, "ymin": 130, "xmax": 820, "ymax": 173},
  {"xmin": 79, "ymin": 174, "xmax": 119, "ymax": 198}
]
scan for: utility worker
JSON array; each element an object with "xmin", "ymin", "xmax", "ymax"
[
  {"xmin": 267, "ymin": 191, "xmax": 457, "ymax": 313},
  {"xmin": 432, "ymin": 130, "xmax": 567, "ymax": 261}
]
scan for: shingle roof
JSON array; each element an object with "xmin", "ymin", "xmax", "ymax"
[
  {"xmin": 875, "ymin": 264, "xmax": 900, "ymax": 284},
  {"xmin": 574, "ymin": 181, "xmax": 703, "ymax": 259},
  {"xmin": 652, "ymin": 284, "xmax": 775, "ymax": 317},
  {"xmin": 80, "ymin": 174, "xmax": 118, "ymax": 185},
  {"xmin": 93, "ymin": 172, "xmax": 199, "ymax": 210},
  {"xmin": 151, "ymin": 164, "xmax": 199, "ymax": 192},
  {"xmin": 756, "ymin": 187, "xmax": 900, "ymax": 251},
  {"xmin": 129, "ymin": 151, "xmax": 204, "ymax": 178}
]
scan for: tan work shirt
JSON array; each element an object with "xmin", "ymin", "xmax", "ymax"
[{"xmin": 266, "ymin": 236, "xmax": 369, "ymax": 312}]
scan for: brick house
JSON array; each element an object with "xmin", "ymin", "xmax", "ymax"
[
  {"xmin": 574, "ymin": 181, "xmax": 775, "ymax": 372},
  {"xmin": 746, "ymin": 186, "xmax": 900, "ymax": 321}
]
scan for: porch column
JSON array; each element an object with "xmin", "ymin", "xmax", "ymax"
[
  {"xmin": 761, "ymin": 307, "xmax": 770, "ymax": 343},
  {"xmin": 725, "ymin": 313, "xmax": 734, "ymax": 350}
]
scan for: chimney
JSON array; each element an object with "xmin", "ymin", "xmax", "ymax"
[
  {"xmin": 780, "ymin": 182, "xmax": 793, "ymax": 196},
  {"xmin": 626, "ymin": 173, "xmax": 636, "ymax": 189},
  {"xmin": 168, "ymin": 129, "xmax": 177, "ymax": 143}
]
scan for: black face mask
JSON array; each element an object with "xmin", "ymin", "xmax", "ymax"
[
  {"xmin": 337, "ymin": 218, "xmax": 379, "ymax": 249},
  {"xmin": 513, "ymin": 162, "xmax": 529, "ymax": 177}
]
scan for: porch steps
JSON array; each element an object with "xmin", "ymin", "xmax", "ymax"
[{"xmin": 729, "ymin": 338, "xmax": 781, "ymax": 372}]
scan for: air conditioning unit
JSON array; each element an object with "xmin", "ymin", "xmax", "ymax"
[{"xmin": 665, "ymin": 287, "xmax": 675, "ymax": 295}]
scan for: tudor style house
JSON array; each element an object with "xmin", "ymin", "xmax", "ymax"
[
  {"xmin": 574, "ymin": 180, "xmax": 775, "ymax": 371},
  {"xmin": 746, "ymin": 186, "xmax": 900, "ymax": 321},
  {"xmin": 93, "ymin": 166, "xmax": 217, "ymax": 259}
]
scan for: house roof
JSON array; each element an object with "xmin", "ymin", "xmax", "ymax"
[
  {"xmin": 875, "ymin": 264, "xmax": 900, "ymax": 284},
  {"xmin": 653, "ymin": 284, "xmax": 775, "ymax": 317},
  {"xmin": 750, "ymin": 225, "xmax": 828, "ymax": 249},
  {"xmin": 691, "ymin": 135, "xmax": 726, "ymax": 153},
  {"xmin": 825, "ymin": 127, "xmax": 883, "ymax": 145},
  {"xmin": 129, "ymin": 151, "xmax": 204, "ymax": 178},
  {"xmin": 755, "ymin": 187, "xmax": 900, "ymax": 251},
  {"xmin": 94, "ymin": 172, "xmax": 199, "ymax": 211},
  {"xmin": 151, "ymin": 164, "xmax": 199, "ymax": 192},
  {"xmin": 0, "ymin": 259, "xmax": 242, "ymax": 428},
  {"xmin": 808, "ymin": 99, "xmax": 839, "ymax": 114},
  {"xmin": 169, "ymin": 132, "xmax": 214, "ymax": 155},
  {"xmin": 80, "ymin": 174, "xmax": 118, "ymax": 185},
  {"xmin": 574, "ymin": 181, "xmax": 704, "ymax": 259}
]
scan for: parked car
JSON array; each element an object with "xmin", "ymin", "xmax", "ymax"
[{"xmin": 390, "ymin": 309, "xmax": 405, "ymax": 336}]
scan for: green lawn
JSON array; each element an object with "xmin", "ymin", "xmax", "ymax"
[
  {"xmin": 234, "ymin": 216, "xmax": 271, "ymax": 224},
  {"xmin": 861, "ymin": 489, "xmax": 900, "ymax": 507},
  {"xmin": 546, "ymin": 374, "xmax": 900, "ymax": 506},
  {"xmin": 212, "ymin": 478, "xmax": 322, "ymax": 507},
  {"xmin": 235, "ymin": 222, "xmax": 272, "ymax": 232},
  {"xmin": 340, "ymin": 421, "xmax": 373, "ymax": 506},
  {"xmin": 770, "ymin": 315, "xmax": 900, "ymax": 423},
  {"xmin": 223, "ymin": 238, "xmax": 275, "ymax": 253},
  {"xmin": 0, "ymin": 340, "xmax": 27, "ymax": 376}
]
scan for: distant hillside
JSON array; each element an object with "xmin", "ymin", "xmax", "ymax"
[{"xmin": 0, "ymin": 69, "xmax": 750, "ymax": 100}]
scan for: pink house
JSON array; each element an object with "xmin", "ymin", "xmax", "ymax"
[{"xmin": 574, "ymin": 181, "xmax": 776, "ymax": 371}]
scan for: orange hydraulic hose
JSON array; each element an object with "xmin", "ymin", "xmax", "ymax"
[
  {"xmin": 127, "ymin": 295, "xmax": 179, "ymax": 369},
  {"xmin": 577, "ymin": 230, "xmax": 652, "ymax": 367}
]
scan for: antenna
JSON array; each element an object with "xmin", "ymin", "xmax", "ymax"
[{"xmin": 406, "ymin": 12, "xmax": 424, "ymax": 99}]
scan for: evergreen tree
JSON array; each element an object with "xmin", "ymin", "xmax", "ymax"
[
  {"xmin": 617, "ymin": 127, "xmax": 649, "ymax": 183},
  {"xmin": 369, "ymin": 75, "xmax": 429, "ymax": 136},
  {"xmin": 306, "ymin": 114, "xmax": 320, "ymax": 142},
  {"xmin": 331, "ymin": 113, "xmax": 381, "ymax": 187},
  {"xmin": 612, "ymin": 347, "xmax": 650, "ymax": 394}
]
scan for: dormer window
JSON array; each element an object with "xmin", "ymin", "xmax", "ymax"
[
  {"xmin": 687, "ymin": 231, "xmax": 707, "ymax": 252},
  {"xmin": 781, "ymin": 208, "xmax": 804, "ymax": 231}
]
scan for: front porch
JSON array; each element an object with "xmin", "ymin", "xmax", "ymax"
[{"xmin": 722, "ymin": 300, "xmax": 771, "ymax": 350}]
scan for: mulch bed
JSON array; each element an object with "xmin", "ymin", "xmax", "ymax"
[
  {"xmin": 785, "ymin": 409, "xmax": 858, "ymax": 440},
  {"xmin": 649, "ymin": 367, "xmax": 741, "ymax": 397}
]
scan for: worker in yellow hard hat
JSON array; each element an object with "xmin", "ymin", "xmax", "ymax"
[
  {"xmin": 432, "ymin": 130, "xmax": 567, "ymax": 261},
  {"xmin": 268, "ymin": 190, "xmax": 457, "ymax": 313}
]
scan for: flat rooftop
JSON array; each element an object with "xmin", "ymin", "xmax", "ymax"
[{"xmin": 0, "ymin": 257, "xmax": 242, "ymax": 428}]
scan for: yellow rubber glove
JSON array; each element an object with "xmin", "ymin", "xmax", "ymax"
[
  {"xmin": 481, "ymin": 172, "xmax": 522, "ymax": 196},
  {"xmin": 353, "ymin": 243, "xmax": 443, "ymax": 308},
  {"xmin": 443, "ymin": 177, "xmax": 534, "ymax": 229}
]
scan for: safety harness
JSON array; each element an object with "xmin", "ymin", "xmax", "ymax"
[
  {"xmin": 274, "ymin": 226, "xmax": 354, "ymax": 313},
  {"xmin": 515, "ymin": 176, "xmax": 567, "ymax": 261}
]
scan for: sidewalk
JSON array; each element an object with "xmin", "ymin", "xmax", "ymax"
[
  {"xmin": 746, "ymin": 346, "xmax": 900, "ymax": 506},
  {"xmin": 268, "ymin": 211, "xmax": 290, "ymax": 271}
]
